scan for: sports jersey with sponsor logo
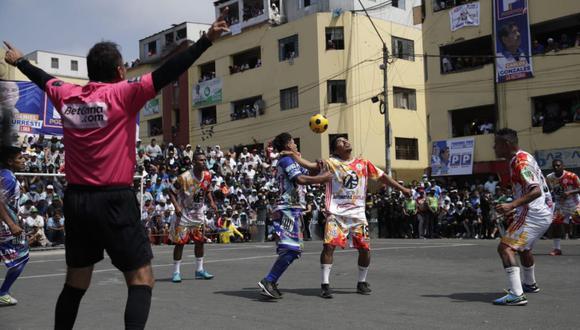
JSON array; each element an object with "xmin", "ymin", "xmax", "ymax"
[
  {"xmin": 509, "ymin": 150, "xmax": 553, "ymax": 220},
  {"xmin": 546, "ymin": 170, "xmax": 580, "ymax": 211},
  {"xmin": 0, "ymin": 168, "xmax": 20, "ymax": 242},
  {"xmin": 171, "ymin": 170, "xmax": 212, "ymax": 225},
  {"xmin": 325, "ymin": 157, "xmax": 384, "ymax": 221},
  {"xmin": 275, "ymin": 156, "xmax": 308, "ymax": 210},
  {"xmin": 44, "ymin": 75, "xmax": 156, "ymax": 186}
]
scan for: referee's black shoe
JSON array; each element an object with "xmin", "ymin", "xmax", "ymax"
[
  {"xmin": 320, "ymin": 284, "xmax": 333, "ymax": 299},
  {"xmin": 357, "ymin": 282, "xmax": 372, "ymax": 295}
]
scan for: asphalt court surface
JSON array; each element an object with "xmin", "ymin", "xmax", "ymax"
[{"xmin": 1, "ymin": 239, "xmax": 579, "ymax": 329}]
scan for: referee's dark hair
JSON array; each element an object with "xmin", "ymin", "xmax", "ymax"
[
  {"xmin": 495, "ymin": 128, "xmax": 519, "ymax": 145},
  {"xmin": 272, "ymin": 132, "xmax": 292, "ymax": 152},
  {"xmin": 87, "ymin": 41, "xmax": 123, "ymax": 82}
]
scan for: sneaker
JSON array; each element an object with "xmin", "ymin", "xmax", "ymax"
[
  {"xmin": 171, "ymin": 272, "xmax": 182, "ymax": 283},
  {"xmin": 0, "ymin": 294, "xmax": 18, "ymax": 306},
  {"xmin": 522, "ymin": 283, "xmax": 540, "ymax": 293},
  {"xmin": 492, "ymin": 290, "xmax": 527, "ymax": 306},
  {"xmin": 273, "ymin": 282, "xmax": 283, "ymax": 297},
  {"xmin": 356, "ymin": 282, "xmax": 372, "ymax": 295},
  {"xmin": 195, "ymin": 270, "xmax": 214, "ymax": 280},
  {"xmin": 549, "ymin": 249, "xmax": 562, "ymax": 256},
  {"xmin": 258, "ymin": 279, "xmax": 281, "ymax": 299},
  {"xmin": 320, "ymin": 284, "xmax": 333, "ymax": 299}
]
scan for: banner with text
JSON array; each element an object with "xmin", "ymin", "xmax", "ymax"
[
  {"xmin": 431, "ymin": 137, "xmax": 475, "ymax": 176},
  {"xmin": 193, "ymin": 78, "xmax": 222, "ymax": 107},
  {"xmin": 450, "ymin": 2, "xmax": 480, "ymax": 32},
  {"xmin": 535, "ymin": 147, "xmax": 580, "ymax": 171},
  {"xmin": 493, "ymin": 0, "xmax": 533, "ymax": 83}
]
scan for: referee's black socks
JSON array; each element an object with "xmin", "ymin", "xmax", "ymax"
[
  {"xmin": 54, "ymin": 284, "xmax": 86, "ymax": 330},
  {"xmin": 125, "ymin": 285, "xmax": 152, "ymax": 330}
]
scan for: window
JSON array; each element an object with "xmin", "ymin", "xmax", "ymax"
[
  {"xmin": 329, "ymin": 134, "xmax": 348, "ymax": 152},
  {"xmin": 530, "ymin": 13, "xmax": 580, "ymax": 55},
  {"xmin": 231, "ymin": 47, "xmax": 261, "ymax": 74},
  {"xmin": 327, "ymin": 80, "xmax": 346, "ymax": 104},
  {"xmin": 393, "ymin": 87, "xmax": 417, "ymax": 110},
  {"xmin": 326, "ymin": 27, "xmax": 344, "ymax": 50},
  {"xmin": 392, "ymin": 0, "xmax": 406, "ymax": 10},
  {"xmin": 279, "ymin": 35, "xmax": 299, "ymax": 61},
  {"xmin": 531, "ymin": 90, "xmax": 580, "ymax": 129},
  {"xmin": 432, "ymin": 0, "xmax": 478, "ymax": 12},
  {"xmin": 147, "ymin": 41, "xmax": 157, "ymax": 56},
  {"xmin": 148, "ymin": 118, "xmax": 163, "ymax": 136},
  {"xmin": 165, "ymin": 33, "xmax": 174, "ymax": 45},
  {"xmin": 70, "ymin": 60, "xmax": 78, "ymax": 72},
  {"xmin": 176, "ymin": 28, "xmax": 186, "ymax": 40},
  {"xmin": 200, "ymin": 106, "xmax": 217, "ymax": 126},
  {"xmin": 395, "ymin": 138, "xmax": 418, "ymax": 160},
  {"xmin": 243, "ymin": 0, "xmax": 265, "ymax": 21},
  {"xmin": 304, "ymin": 0, "xmax": 311, "ymax": 7},
  {"xmin": 221, "ymin": 3, "xmax": 240, "ymax": 26},
  {"xmin": 199, "ymin": 61, "xmax": 216, "ymax": 82},
  {"xmin": 439, "ymin": 36, "xmax": 493, "ymax": 74},
  {"xmin": 231, "ymin": 96, "xmax": 263, "ymax": 121},
  {"xmin": 51, "ymin": 57, "xmax": 59, "ymax": 69},
  {"xmin": 392, "ymin": 37, "xmax": 414, "ymax": 61},
  {"xmin": 280, "ymin": 86, "xmax": 299, "ymax": 111},
  {"xmin": 450, "ymin": 105, "xmax": 496, "ymax": 138}
]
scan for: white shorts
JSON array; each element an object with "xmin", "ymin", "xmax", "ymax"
[{"xmin": 501, "ymin": 209, "xmax": 551, "ymax": 251}]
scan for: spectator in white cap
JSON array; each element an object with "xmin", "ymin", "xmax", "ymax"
[{"xmin": 183, "ymin": 144, "xmax": 194, "ymax": 161}]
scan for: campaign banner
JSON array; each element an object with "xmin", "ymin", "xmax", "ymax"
[
  {"xmin": 142, "ymin": 97, "xmax": 160, "ymax": 117},
  {"xmin": 493, "ymin": 0, "xmax": 533, "ymax": 83},
  {"xmin": 535, "ymin": 147, "xmax": 580, "ymax": 171},
  {"xmin": 449, "ymin": 2, "xmax": 480, "ymax": 32},
  {"xmin": 431, "ymin": 137, "xmax": 475, "ymax": 176},
  {"xmin": 0, "ymin": 80, "xmax": 62, "ymax": 136},
  {"xmin": 193, "ymin": 77, "xmax": 222, "ymax": 107}
]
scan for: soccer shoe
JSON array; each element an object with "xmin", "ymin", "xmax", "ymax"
[
  {"xmin": 195, "ymin": 270, "xmax": 214, "ymax": 280},
  {"xmin": 320, "ymin": 284, "xmax": 333, "ymax": 299},
  {"xmin": 549, "ymin": 249, "xmax": 562, "ymax": 256},
  {"xmin": 492, "ymin": 290, "xmax": 527, "ymax": 306},
  {"xmin": 356, "ymin": 282, "xmax": 372, "ymax": 295},
  {"xmin": 0, "ymin": 294, "xmax": 18, "ymax": 306},
  {"xmin": 522, "ymin": 283, "xmax": 540, "ymax": 293},
  {"xmin": 172, "ymin": 272, "xmax": 182, "ymax": 283},
  {"xmin": 273, "ymin": 282, "xmax": 283, "ymax": 297},
  {"xmin": 258, "ymin": 279, "xmax": 281, "ymax": 299}
]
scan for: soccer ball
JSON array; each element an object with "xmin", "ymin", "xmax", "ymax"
[{"xmin": 309, "ymin": 114, "xmax": 328, "ymax": 134}]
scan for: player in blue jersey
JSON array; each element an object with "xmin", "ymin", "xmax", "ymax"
[
  {"xmin": 0, "ymin": 146, "xmax": 29, "ymax": 306},
  {"xmin": 258, "ymin": 133, "xmax": 332, "ymax": 299}
]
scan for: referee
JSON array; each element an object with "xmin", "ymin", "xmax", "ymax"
[{"xmin": 3, "ymin": 9, "xmax": 229, "ymax": 330}]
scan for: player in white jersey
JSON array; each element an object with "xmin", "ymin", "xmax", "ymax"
[
  {"xmin": 168, "ymin": 151, "xmax": 217, "ymax": 282},
  {"xmin": 493, "ymin": 129, "xmax": 553, "ymax": 306},
  {"xmin": 285, "ymin": 136, "xmax": 410, "ymax": 298},
  {"xmin": 546, "ymin": 159, "xmax": 580, "ymax": 256}
]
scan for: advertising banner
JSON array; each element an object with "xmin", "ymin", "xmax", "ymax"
[
  {"xmin": 193, "ymin": 78, "xmax": 222, "ymax": 107},
  {"xmin": 143, "ymin": 98, "xmax": 160, "ymax": 117},
  {"xmin": 493, "ymin": 0, "xmax": 533, "ymax": 83},
  {"xmin": 431, "ymin": 137, "xmax": 475, "ymax": 176},
  {"xmin": 450, "ymin": 2, "xmax": 480, "ymax": 32},
  {"xmin": 535, "ymin": 147, "xmax": 580, "ymax": 171}
]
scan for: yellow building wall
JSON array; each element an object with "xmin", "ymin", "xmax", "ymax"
[{"xmin": 423, "ymin": 0, "xmax": 580, "ymax": 164}]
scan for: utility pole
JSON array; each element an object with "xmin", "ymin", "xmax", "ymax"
[{"xmin": 357, "ymin": 0, "xmax": 391, "ymax": 177}]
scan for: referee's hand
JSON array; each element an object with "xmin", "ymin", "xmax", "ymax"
[
  {"xmin": 3, "ymin": 41, "xmax": 24, "ymax": 66},
  {"xmin": 207, "ymin": 7, "xmax": 230, "ymax": 42}
]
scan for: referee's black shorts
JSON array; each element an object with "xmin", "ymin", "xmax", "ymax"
[{"xmin": 63, "ymin": 185, "xmax": 153, "ymax": 272}]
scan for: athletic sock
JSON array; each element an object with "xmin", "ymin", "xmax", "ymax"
[
  {"xmin": 358, "ymin": 266, "xmax": 369, "ymax": 283},
  {"xmin": 0, "ymin": 256, "xmax": 28, "ymax": 296},
  {"xmin": 173, "ymin": 260, "xmax": 181, "ymax": 274},
  {"xmin": 522, "ymin": 265, "xmax": 536, "ymax": 285},
  {"xmin": 125, "ymin": 285, "xmax": 152, "ymax": 330},
  {"xmin": 553, "ymin": 239, "xmax": 561, "ymax": 250},
  {"xmin": 505, "ymin": 266, "xmax": 524, "ymax": 296},
  {"xmin": 196, "ymin": 258, "xmax": 204, "ymax": 272},
  {"xmin": 54, "ymin": 284, "xmax": 86, "ymax": 330},
  {"xmin": 265, "ymin": 250, "xmax": 300, "ymax": 283},
  {"xmin": 321, "ymin": 264, "xmax": 332, "ymax": 285}
]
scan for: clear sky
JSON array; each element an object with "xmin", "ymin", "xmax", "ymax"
[{"xmin": 0, "ymin": 0, "xmax": 215, "ymax": 62}]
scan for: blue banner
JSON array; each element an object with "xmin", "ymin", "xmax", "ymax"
[
  {"xmin": 493, "ymin": 0, "xmax": 533, "ymax": 83},
  {"xmin": 0, "ymin": 80, "xmax": 63, "ymax": 136},
  {"xmin": 431, "ymin": 137, "xmax": 475, "ymax": 176}
]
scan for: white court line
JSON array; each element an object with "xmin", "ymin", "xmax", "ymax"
[{"xmin": 6, "ymin": 243, "xmax": 475, "ymax": 281}]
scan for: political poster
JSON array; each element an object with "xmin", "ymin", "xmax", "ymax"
[
  {"xmin": 450, "ymin": 1, "xmax": 480, "ymax": 32},
  {"xmin": 193, "ymin": 77, "xmax": 222, "ymax": 107},
  {"xmin": 431, "ymin": 137, "xmax": 475, "ymax": 176}
]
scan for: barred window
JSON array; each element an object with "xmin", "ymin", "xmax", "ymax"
[
  {"xmin": 280, "ymin": 86, "xmax": 299, "ymax": 110},
  {"xmin": 395, "ymin": 137, "xmax": 419, "ymax": 160}
]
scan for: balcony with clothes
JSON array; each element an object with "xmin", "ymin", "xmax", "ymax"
[{"xmin": 214, "ymin": 0, "xmax": 284, "ymax": 33}]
